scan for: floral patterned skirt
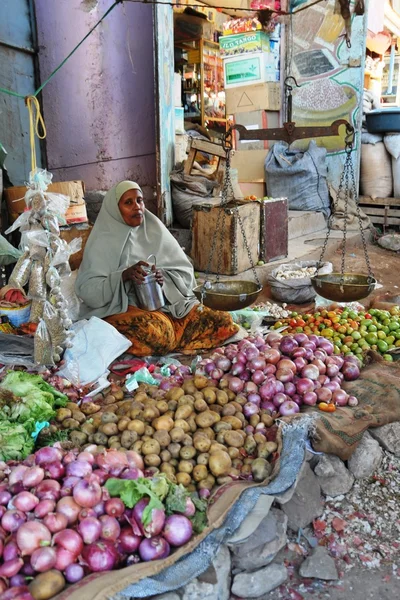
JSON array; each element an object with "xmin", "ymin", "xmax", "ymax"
[{"xmin": 105, "ymin": 305, "xmax": 238, "ymax": 356}]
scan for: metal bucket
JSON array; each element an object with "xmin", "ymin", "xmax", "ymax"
[{"xmin": 134, "ymin": 255, "xmax": 165, "ymax": 312}]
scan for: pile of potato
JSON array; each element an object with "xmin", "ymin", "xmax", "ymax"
[{"xmin": 45, "ymin": 376, "xmax": 278, "ymax": 491}]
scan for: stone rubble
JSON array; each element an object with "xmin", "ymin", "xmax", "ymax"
[{"xmin": 150, "ymin": 424, "xmax": 400, "ymax": 600}]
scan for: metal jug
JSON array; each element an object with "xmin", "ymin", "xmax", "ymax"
[{"xmin": 134, "ymin": 254, "xmax": 165, "ymax": 312}]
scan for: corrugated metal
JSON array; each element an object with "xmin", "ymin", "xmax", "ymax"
[{"xmin": 0, "ymin": 0, "xmax": 41, "ymax": 185}]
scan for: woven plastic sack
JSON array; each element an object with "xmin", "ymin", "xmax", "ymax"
[
  {"xmin": 384, "ymin": 134, "xmax": 400, "ymax": 196},
  {"xmin": 269, "ymin": 261, "xmax": 333, "ymax": 304},
  {"xmin": 360, "ymin": 143, "xmax": 392, "ymax": 199}
]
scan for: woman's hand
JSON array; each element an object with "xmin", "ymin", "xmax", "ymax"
[
  {"xmin": 122, "ymin": 261, "xmax": 149, "ymax": 284},
  {"xmin": 152, "ymin": 265, "xmax": 164, "ymax": 287}
]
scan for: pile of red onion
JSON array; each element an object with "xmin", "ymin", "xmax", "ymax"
[
  {"xmin": 0, "ymin": 447, "xmax": 195, "ymax": 600},
  {"xmin": 196, "ymin": 332, "xmax": 360, "ymax": 417}
]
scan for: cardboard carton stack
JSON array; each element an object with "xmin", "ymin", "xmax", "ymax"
[{"xmin": 220, "ymin": 20, "xmax": 282, "ymax": 198}]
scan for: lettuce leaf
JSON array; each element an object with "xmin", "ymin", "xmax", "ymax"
[
  {"xmin": 0, "ymin": 372, "xmax": 67, "ymax": 407},
  {"xmin": 0, "ymin": 421, "xmax": 35, "ymax": 461}
]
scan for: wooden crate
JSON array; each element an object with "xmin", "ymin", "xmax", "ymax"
[
  {"xmin": 359, "ymin": 196, "xmax": 400, "ymax": 229},
  {"xmin": 260, "ymin": 198, "xmax": 288, "ymax": 263},
  {"xmin": 191, "ymin": 199, "xmax": 260, "ymax": 275}
]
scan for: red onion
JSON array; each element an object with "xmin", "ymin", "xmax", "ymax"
[
  {"xmin": 204, "ymin": 362, "xmax": 215, "ymax": 376},
  {"xmin": 294, "ymin": 357, "xmax": 307, "ymax": 371},
  {"xmin": 43, "ymin": 512, "xmax": 68, "ymax": 534},
  {"xmin": 251, "ymin": 370, "xmax": 265, "ymax": 386},
  {"xmin": 318, "ymin": 374, "xmax": 330, "ymax": 386},
  {"xmin": 284, "ymin": 382, "xmax": 296, "ymax": 397},
  {"xmin": 0, "ymin": 580, "xmax": 7, "ymax": 596},
  {"xmin": 73, "ymin": 478, "xmax": 102, "ymax": 508},
  {"xmin": 341, "ymin": 362, "xmax": 360, "ymax": 381},
  {"xmin": 119, "ymin": 526, "xmax": 142, "ymax": 553},
  {"xmin": 65, "ymin": 563, "xmax": 85, "ymax": 583},
  {"xmin": 294, "ymin": 333, "xmax": 308, "ymax": 344},
  {"xmin": 231, "ymin": 362, "xmax": 245, "ymax": 377},
  {"xmin": 316, "ymin": 387, "xmax": 333, "ymax": 403},
  {"xmin": 317, "ymin": 339, "xmax": 334, "ymax": 355},
  {"xmin": 314, "ymin": 349, "xmax": 327, "ymax": 361},
  {"xmin": 0, "ymin": 587, "xmax": 33, "ymax": 600},
  {"xmin": 243, "ymin": 402, "xmax": 259, "ymax": 418},
  {"xmin": 21, "ymin": 558, "xmax": 35, "ymax": 576},
  {"xmin": 199, "ymin": 489, "xmax": 211, "ymax": 500},
  {"xmin": 301, "ymin": 364, "xmax": 320, "ymax": 381},
  {"xmin": 248, "ymin": 357, "xmax": 266, "ymax": 372},
  {"xmin": 45, "ymin": 462, "xmax": 65, "ymax": 480},
  {"xmin": 79, "ymin": 508, "xmax": 96, "ymax": 521},
  {"xmin": 22, "ymin": 467, "xmax": 44, "ymax": 489},
  {"xmin": 303, "ymin": 348, "xmax": 314, "ymax": 361},
  {"xmin": 99, "ymin": 515, "xmax": 120, "ymax": 542},
  {"xmin": 2, "ymin": 510, "xmax": 26, "ymax": 533},
  {"xmin": 66, "ymin": 460, "xmax": 92, "ymax": 479},
  {"xmin": 243, "ymin": 344, "xmax": 259, "ymax": 360},
  {"xmin": 292, "ymin": 394, "xmax": 302, "ymax": 405},
  {"xmin": 302, "ymin": 392, "xmax": 318, "ymax": 406},
  {"xmin": 265, "ymin": 331, "xmax": 282, "ymax": 344},
  {"xmin": 344, "ymin": 355, "xmax": 361, "ymax": 367},
  {"xmin": 30, "ymin": 547, "xmax": 56, "ymax": 573},
  {"xmin": 260, "ymin": 400, "xmax": 276, "ymax": 413},
  {"xmin": 56, "ymin": 496, "xmax": 81, "ymax": 525},
  {"xmin": 243, "ymin": 381, "xmax": 257, "ymax": 394},
  {"xmin": 278, "ymin": 358, "xmax": 296, "ymax": 373},
  {"xmin": 247, "ymin": 393, "xmax": 261, "ymax": 405},
  {"xmin": 273, "ymin": 393, "xmax": 288, "ymax": 407},
  {"xmin": 228, "ymin": 377, "xmax": 244, "ymax": 393},
  {"xmin": 276, "ymin": 368, "xmax": 293, "ymax": 383},
  {"xmin": 259, "ymin": 380, "xmax": 277, "ymax": 401},
  {"xmin": 279, "ymin": 337, "xmax": 298, "ymax": 356},
  {"xmin": 279, "ymin": 400, "xmax": 300, "ymax": 415},
  {"xmin": 78, "ymin": 516, "xmax": 101, "ymax": 544},
  {"xmin": 0, "ymin": 558, "xmax": 24, "ymax": 578},
  {"xmin": 9, "ymin": 466, "xmax": 28, "ymax": 487},
  {"xmin": 239, "ymin": 369, "xmax": 251, "ymax": 382},
  {"xmin": 326, "ymin": 381, "xmax": 341, "ymax": 393},
  {"xmin": 105, "ymin": 498, "xmax": 125, "ymax": 518},
  {"xmin": 348, "ymin": 395, "xmax": 358, "ymax": 407},
  {"xmin": 34, "ymin": 499, "xmax": 55, "ymax": 519},
  {"xmin": 93, "ymin": 501, "xmax": 105, "ymax": 517},
  {"xmin": 3, "ymin": 540, "xmax": 19, "ymax": 561},
  {"xmin": 133, "ymin": 498, "xmax": 165, "ymax": 538},
  {"xmin": 215, "ymin": 356, "xmax": 232, "ymax": 372},
  {"xmin": 326, "ymin": 363, "xmax": 339, "ymax": 378},
  {"xmin": 138, "ymin": 536, "xmax": 170, "ymax": 561},
  {"xmin": 35, "ymin": 480, "xmax": 61, "ymax": 501},
  {"xmin": 0, "ymin": 491, "xmax": 11, "ymax": 506},
  {"xmin": 35, "ymin": 447, "xmax": 62, "ymax": 466},
  {"xmin": 296, "ymin": 378, "xmax": 314, "ymax": 395},
  {"xmin": 77, "ymin": 451, "xmax": 95, "ymax": 465},
  {"xmin": 54, "ymin": 547, "xmax": 76, "ymax": 571},
  {"xmin": 120, "ymin": 468, "xmax": 143, "ymax": 481},
  {"xmin": 53, "ymin": 529, "xmax": 83, "ymax": 556},
  {"xmin": 263, "ymin": 348, "xmax": 281, "ymax": 365},
  {"xmin": 13, "ymin": 492, "xmax": 39, "ymax": 513},
  {"xmin": 82, "ymin": 539, "xmax": 118, "ymax": 572},
  {"xmin": 311, "ymin": 358, "xmax": 326, "ymax": 375},
  {"xmin": 303, "ymin": 341, "xmax": 317, "ymax": 352},
  {"xmin": 16, "ymin": 522, "xmax": 51, "ymax": 556},
  {"xmin": 60, "ymin": 476, "xmax": 81, "ymax": 496},
  {"xmin": 9, "ymin": 575, "xmax": 26, "ymax": 588},
  {"xmin": 292, "ymin": 347, "xmax": 307, "ymax": 358},
  {"xmin": 182, "ymin": 497, "xmax": 196, "ymax": 518},
  {"xmin": 333, "ymin": 389, "xmax": 349, "ymax": 406},
  {"xmin": 163, "ymin": 514, "xmax": 193, "ymax": 547}
]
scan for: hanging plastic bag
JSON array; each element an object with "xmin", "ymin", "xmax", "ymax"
[
  {"xmin": 41, "ymin": 213, "xmax": 60, "ymax": 235},
  {"xmin": 45, "ymin": 193, "xmax": 69, "ymax": 221},
  {"xmin": 50, "ymin": 238, "xmax": 82, "ymax": 268},
  {"xmin": 5, "ymin": 211, "xmax": 32, "ymax": 235},
  {"xmin": 27, "ymin": 168, "xmax": 53, "ymax": 193},
  {"xmin": 30, "ymin": 191, "xmax": 47, "ymax": 213},
  {"xmin": 30, "ymin": 300, "xmax": 44, "ymax": 324},
  {"xmin": 0, "ymin": 235, "xmax": 22, "ymax": 267},
  {"xmin": 46, "ymin": 266, "xmax": 61, "ymax": 290},
  {"xmin": 34, "ymin": 319, "xmax": 54, "ymax": 366},
  {"xmin": 9, "ymin": 250, "xmax": 32, "ymax": 288},
  {"xmin": 28, "ymin": 261, "xmax": 46, "ymax": 300},
  {"xmin": 43, "ymin": 301, "xmax": 66, "ymax": 348}
]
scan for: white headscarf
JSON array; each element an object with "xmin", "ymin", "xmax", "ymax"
[{"xmin": 75, "ymin": 181, "xmax": 198, "ymax": 319}]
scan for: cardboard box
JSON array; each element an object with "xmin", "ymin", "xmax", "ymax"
[
  {"xmin": 226, "ymin": 82, "xmax": 281, "ymax": 113},
  {"xmin": 231, "ymin": 149, "xmax": 268, "ymax": 182},
  {"xmin": 220, "ymin": 31, "xmax": 270, "ymax": 57},
  {"xmin": 232, "ymin": 110, "xmax": 279, "ymax": 151},
  {"xmin": 4, "ymin": 181, "xmax": 87, "ymax": 225},
  {"xmin": 223, "ymin": 51, "xmax": 278, "ymax": 88},
  {"xmin": 239, "ymin": 182, "xmax": 266, "ymax": 198}
]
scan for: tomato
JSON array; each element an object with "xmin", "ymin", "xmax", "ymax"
[
  {"xmin": 364, "ymin": 313, "xmax": 372, "ymax": 319},
  {"xmin": 318, "ymin": 402, "xmax": 336, "ymax": 412},
  {"xmin": 289, "ymin": 319, "xmax": 298, "ymax": 328}
]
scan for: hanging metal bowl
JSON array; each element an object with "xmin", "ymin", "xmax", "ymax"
[
  {"xmin": 194, "ymin": 281, "xmax": 263, "ymax": 311},
  {"xmin": 311, "ymin": 273, "xmax": 376, "ymax": 302}
]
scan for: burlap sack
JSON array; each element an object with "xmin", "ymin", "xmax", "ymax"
[
  {"xmin": 360, "ymin": 142, "xmax": 392, "ymax": 199},
  {"xmin": 306, "ymin": 353, "xmax": 400, "ymax": 460},
  {"xmin": 329, "ymin": 185, "xmax": 371, "ymax": 231}
]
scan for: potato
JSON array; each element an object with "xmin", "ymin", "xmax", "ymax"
[
  {"xmin": 110, "ymin": 442, "xmax": 122, "ymax": 450},
  {"xmin": 252, "ymin": 457, "xmax": 272, "ymax": 482},
  {"xmin": 169, "ymin": 458, "xmax": 178, "ymax": 468},
  {"xmin": 108, "ymin": 435, "xmax": 120, "ymax": 446},
  {"xmin": 141, "ymin": 439, "xmax": 160, "ymax": 456},
  {"xmin": 144, "ymin": 454, "xmax": 161, "ymax": 467},
  {"xmin": 221, "ymin": 404, "xmax": 236, "ymax": 417},
  {"xmin": 193, "ymin": 435, "xmax": 211, "ymax": 453},
  {"xmin": 165, "ymin": 387, "xmax": 185, "ymax": 402},
  {"xmin": 170, "ymin": 427, "xmax": 185, "ymax": 443},
  {"xmin": 258, "ymin": 441, "xmax": 278, "ymax": 459},
  {"xmin": 100, "ymin": 423, "xmax": 118, "ymax": 437},
  {"xmin": 178, "ymin": 460, "xmax": 193, "ymax": 474},
  {"xmin": 228, "ymin": 447, "xmax": 240, "ymax": 460},
  {"xmin": 182, "ymin": 379, "xmax": 197, "ymax": 395},
  {"xmin": 261, "ymin": 413, "xmax": 274, "ymax": 427},
  {"xmin": 69, "ymin": 431, "xmax": 88, "ymax": 448},
  {"xmin": 244, "ymin": 435, "xmax": 257, "ymax": 455},
  {"xmin": 216, "ymin": 433, "xmax": 225, "ymax": 444},
  {"xmin": 196, "ymin": 411, "xmax": 220, "ymax": 429},
  {"xmin": 116, "ymin": 404, "xmax": 131, "ymax": 417},
  {"xmin": 174, "ymin": 419, "xmax": 190, "ymax": 433},
  {"xmin": 175, "ymin": 404, "xmax": 193, "ymax": 420},
  {"xmin": 194, "ymin": 375, "xmax": 209, "ymax": 390},
  {"xmin": 153, "ymin": 415, "xmax": 174, "ymax": 432},
  {"xmin": 235, "ymin": 412, "xmax": 246, "ymax": 425},
  {"xmin": 232, "ymin": 458, "xmax": 243, "ymax": 470},
  {"xmin": 218, "ymin": 378, "xmax": 228, "ymax": 390},
  {"xmin": 221, "ymin": 416, "xmax": 242, "ymax": 430},
  {"xmin": 250, "ymin": 414, "xmax": 260, "ymax": 427},
  {"xmin": 160, "ymin": 449, "xmax": 172, "ymax": 463},
  {"xmin": 179, "ymin": 445, "xmax": 196, "ymax": 460},
  {"xmin": 217, "ymin": 476, "xmax": 233, "ymax": 485},
  {"xmin": 62, "ymin": 418, "xmax": 80, "ymax": 430},
  {"xmin": 143, "ymin": 407, "xmax": 160, "ymax": 422},
  {"xmin": 241, "ymin": 464, "xmax": 252, "ymax": 477},
  {"xmin": 104, "ymin": 394, "xmax": 116, "ymax": 405},
  {"xmin": 203, "ymin": 388, "xmax": 216, "ymax": 405},
  {"xmin": 167, "ymin": 400, "xmax": 178, "ymax": 412},
  {"xmin": 216, "ymin": 390, "xmax": 229, "ymax": 406},
  {"xmin": 105, "ymin": 404, "xmax": 119, "ymax": 413},
  {"xmin": 176, "ymin": 472, "xmax": 191, "ymax": 487},
  {"xmin": 254, "ymin": 433, "xmax": 267, "ymax": 445},
  {"xmin": 101, "ymin": 412, "xmax": 119, "ymax": 424},
  {"xmin": 29, "ymin": 570, "xmax": 66, "ymax": 600},
  {"xmin": 156, "ymin": 400, "xmax": 169, "ymax": 414},
  {"xmin": 130, "ymin": 409, "xmax": 142, "ymax": 420},
  {"xmin": 126, "ymin": 420, "xmax": 144, "ymax": 435},
  {"xmin": 197, "ymin": 474, "xmax": 215, "ymax": 490},
  {"xmin": 168, "ymin": 443, "xmax": 181, "ymax": 458},
  {"xmin": 93, "ymin": 432, "xmax": 108, "ymax": 446},
  {"xmin": 197, "ymin": 452, "xmax": 210, "ymax": 465},
  {"xmin": 117, "ymin": 417, "xmax": 130, "ymax": 432},
  {"xmin": 209, "ymin": 442, "xmax": 227, "ymax": 455},
  {"xmin": 153, "ymin": 430, "xmax": 171, "ymax": 448},
  {"xmin": 120, "ymin": 430, "xmax": 138, "ymax": 449},
  {"xmin": 132, "ymin": 440, "xmax": 143, "ymax": 453},
  {"xmin": 66, "ymin": 402, "xmax": 79, "ymax": 412},
  {"xmin": 81, "ymin": 422, "xmax": 96, "ymax": 436},
  {"xmin": 210, "ymin": 404, "xmax": 223, "ymax": 416},
  {"xmin": 192, "ymin": 464, "xmax": 208, "ymax": 482},
  {"xmin": 81, "ymin": 402, "xmax": 101, "ymax": 415},
  {"xmin": 202, "ymin": 427, "xmax": 215, "ymax": 440},
  {"xmin": 161, "ymin": 463, "xmax": 176, "ymax": 482},
  {"xmin": 194, "ymin": 398, "xmax": 208, "ymax": 412},
  {"xmin": 193, "ymin": 391, "xmax": 204, "ymax": 401},
  {"xmin": 144, "ymin": 425, "xmax": 155, "ymax": 437},
  {"xmin": 56, "ymin": 408, "xmax": 71, "ymax": 422},
  {"xmin": 214, "ymin": 421, "xmax": 232, "ymax": 433},
  {"xmin": 71, "ymin": 410, "xmax": 86, "ymax": 424},
  {"xmin": 187, "ymin": 415, "xmax": 197, "ymax": 433},
  {"xmin": 182, "ymin": 434, "xmax": 194, "ymax": 447},
  {"xmin": 133, "ymin": 392, "xmax": 149, "ymax": 404},
  {"xmin": 226, "ymin": 390, "xmax": 236, "ymax": 402}
]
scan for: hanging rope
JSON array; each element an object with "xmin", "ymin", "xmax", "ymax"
[{"xmin": 26, "ymin": 96, "xmax": 47, "ymax": 172}]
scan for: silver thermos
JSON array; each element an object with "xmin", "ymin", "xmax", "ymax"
[{"xmin": 134, "ymin": 254, "xmax": 165, "ymax": 312}]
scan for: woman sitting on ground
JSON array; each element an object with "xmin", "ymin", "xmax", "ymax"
[{"xmin": 75, "ymin": 180, "xmax": 238, "ymax": 356}]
